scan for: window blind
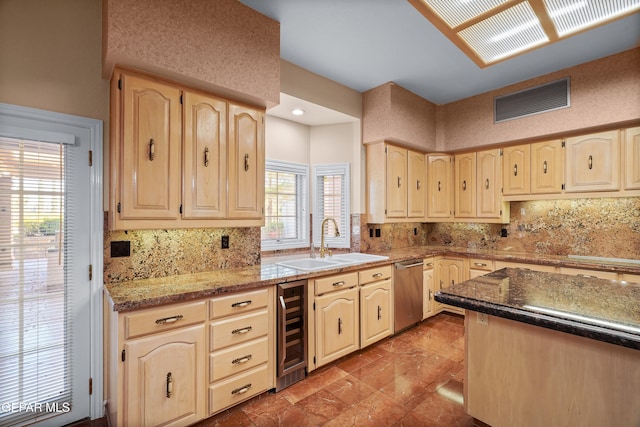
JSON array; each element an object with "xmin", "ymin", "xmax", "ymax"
[
  {"xmin": 313, "ymin": 163, "xmax": 350, "ymax": 249},
  {"xmin": 0, "ymin": 136, "xmax": 75, "ymax": 426}
]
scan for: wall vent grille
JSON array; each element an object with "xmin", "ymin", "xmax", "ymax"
[{"xmin": 494, "ymin": 77, "xmax": 570, "ymax": 123}]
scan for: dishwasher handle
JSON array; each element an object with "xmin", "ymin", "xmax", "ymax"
[{"xmin": 395, "ymin": 260, "xmax": 423, "ymax": 270}]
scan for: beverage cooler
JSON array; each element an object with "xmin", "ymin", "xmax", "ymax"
[{"xmin": 276, "ymin": 280, "xmax": 307, "ymax": 391}]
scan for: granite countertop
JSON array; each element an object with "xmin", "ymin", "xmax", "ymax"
[
  {"xmin": 104, "ymin": 246, "xmax": 640, "ymax": 313},
  {"xmin": 435, "ymin": 268, "xmax": 640, "ymax": 350}
]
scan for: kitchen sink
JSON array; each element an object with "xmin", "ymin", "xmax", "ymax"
[
  {"xmin": 276, "ymin": 253, "xmax": 389, "ymax": 271},
  {"xmin": 276, "ymin": 258, "xmax": 343, "ymax": 271}
]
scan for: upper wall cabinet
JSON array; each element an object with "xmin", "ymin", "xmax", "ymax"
[
  {"xmin": 502, "ymin": 145, "xmax": 530, "ymax": 196},
  {"xmin": 426, "ymin": 154, "xmax": 453, "ymax": 220},
  {"xmin": 624, "ymin": 126, "xmax": 640, "ymax": 190},
  {"xmin": 564, "ymin": 130, "xmax": 620, "ymax": 193},
  {"xmin": 366, "ymin": 142, "xmax": 425, "ymax": 223},
  {"xmin": 110, "ymin": 68, "xmax": 265, "ymax": 230},
  {"xmin": 530, "ymin": 140, "xmax": 563, "ymax": 194},
  {"xmin": 454, "ymin": 152, "xmax": 476, "ymax": 218}
]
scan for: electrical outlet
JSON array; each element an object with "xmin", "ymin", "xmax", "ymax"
[
  {"xmin": 375, "ymin": 228, "xmax": 381, "ymax": 238},
  {"xmin": 477, "ymin": 312, "xmax": 488, "ymax": 326},
  {"xmin": 369, "ymin": 228, "xmax": 374, "ymax": 238},
  {"xmin": 221, "ymin": 235, "xmax": 229, "ymax": 249},
  {"xmin": 501, "ymin": 228, "xmax": 508, "ymax": 237},
  {"xmin": 414, "ymin": 227, "xmax": 417, "ymax": 235},
  {"xmin": 111, "ymin": 241, "xmax": 130, "ymax": 258}
]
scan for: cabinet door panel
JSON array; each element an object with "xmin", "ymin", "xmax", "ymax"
[
  {"xmin": 360, "ymin": 280, "xmax": 393, "ymax": 347},
  {"xmin": 423, "ymin": 265, "xmax": 434, "ymax": 320},
  {"xmin": 427, "ymin": 154, "xmax": 453, "ymax": 218},
  {"xmin": 228, "ymin": 105, "xmax": 264, "ymax": 218},
  {"xmin": 386, "ymin": 146, "xmax": 407, "ymax": 218},
  {"xmin": 183, "ymin": 92, "xmax": 227, "ymax": 219},
  {"xmin": 408, "ymin": 150, "xmax": 426, "ymax": 218},
  {"xmin": 121, "ymin": 74, "xmax": 181, "ymax": 220},
  {"xmin": 477, "ymin": 149, "xmax": 502, "ymax": 218},
  {"xmin": 624, "ymin": 127, "xmax": 640, "ymax": 190},
  {"xmin": 455, "ymin": 152, "xmax": 476, "ymax": 217},
  {"xmin": 502, "ymin": 145, "xmax": 530, "ymax": 195},
  {"xmin": 315, "ymin": 288, "xmax": 359, "ymax": 367},
  {"xmin": 564, "ymin": 130, "xmax": 620, "ymax": 192},
  {"xmin": 531, "ymin": 140, "xmax": 563, "ymax": 194},
  {"xmin": 125, "ymin": 324, "xmax": 206, "ymax": 427}
]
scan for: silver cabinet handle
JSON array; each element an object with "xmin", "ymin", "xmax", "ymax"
[
  {"xmin": 474, "ymin": 262, "xmax": 487, "ymax": 267},
  {"xmin": 372, "ymin": 273, "xmax": 383, "ymax": 278},
  {"xmin": 231, "ymin": 384, "xmax": 252, "ymax": 395},
  {"xmin": 232, "ymin": 326, "xmax": 252, "ymax": 334},
  {"xmin": 155, "ymin": 315, "xmax": 183, "ymax": 325},
  {"xmin": 166, "ymin": 372, "xmax": 173, "ymax": 398},
  {"xmin": 232, "ymin": 354, "xmax": 253, "ymax": 365},
  {"xmin": 231, "ymin": 300, "xmax": 252, "ymax": 308},
  {"xmin": 333, "ymin": 281, "xmax": 346, "ymax": 287}
]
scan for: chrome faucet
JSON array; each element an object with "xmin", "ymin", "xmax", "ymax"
[{"xmin": 319, "ymin": 217, "xmax": 340, "ymax": 258}]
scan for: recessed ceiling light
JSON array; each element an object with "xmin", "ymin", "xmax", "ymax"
[
  {"xmin": 408, "ymin": 0, "xmax": 640, "ymax": 67},
  {"xmin": 291, "ymin": 108, "xmax": 305, "ymax": 116}
]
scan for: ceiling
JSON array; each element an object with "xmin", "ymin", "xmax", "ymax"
[{"xmin": 239, "ymin": 0, "xmax": 640, "ymax": 125}]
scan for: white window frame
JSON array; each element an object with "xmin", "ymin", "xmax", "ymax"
[
  {"xmin": 261, "ymin": 159, "xmax": 309, "ymax": 251},
  {"xmin": 312, "ymin": 163, "xmax": 351, "ymax": 249}
]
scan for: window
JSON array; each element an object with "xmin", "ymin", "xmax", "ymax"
[
  {"xmin": 313, "ymin": 163, "xmax": 350, "ymax": 249},
  {"xmin": 261, "ymin": 160, "xmax": 309, "ymax": 250}
]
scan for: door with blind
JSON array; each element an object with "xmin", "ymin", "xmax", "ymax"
[{"xmin": 0, "ymin": 105, "xmax": 97, "ymax": 426}]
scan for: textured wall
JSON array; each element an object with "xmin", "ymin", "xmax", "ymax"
[
  {"xmin": 427, "ymin": 198, "xmax": 640, "ymax": 260},
  {"xmin": 362, "ymin": 82, "xmax": 437, "ymax": 151},
  {"xmin": 103, "ymin": 0, "xmax": 280, "ymax": 107},
  {"xmin": 359, "ymin": 215, "xmax": 429, "ymax": 252},
  {"xmin": 439, "ymin": 48, "xmax": 640, "ymax": 151}
]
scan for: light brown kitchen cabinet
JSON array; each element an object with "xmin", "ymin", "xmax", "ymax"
[
  {"xmin": 494, "ymin": 261, "xmax": 557, "ymax": 273},
  {"xmin": 314, "ymin": 286, "xmax": 360, "ymax": 367},
  {"xmin": 407, "ymin": 150, "xmax": 426, "ymax": 218},
  {"xmin": 477, "ymin": 149, "xmax": 508, "ymax": 220},
  {"xmin": 502, "ymin": 145, "xmax": 530, "ymax": 196},
  {"xmin": 531, "ymin": 139, "xmax": 563, "ymax": 194},
  {"xmin": 435, "ymin": 257, "xmax": 467, "ymax": 315},
  {"xmin": 558, "ymin": 267, "xmax": 619, "ymax": 281},
  {"xmin": 423, "ymin": 257, "xmax": 435, "ymax": 319},
  {"xmin": 117, "ymin": 72, "xmax": 182, "ymax": 223},
  {"xmin": 427, "ymin": 153, "xmax": 454, "ymax": 219},
  {"xmin": 183, "ymin": 91, "xmax": 227, "ymax": 219},
  {"xmin": 622, "ymin": 273, "xmax": 640, "ymax": 284},
  {"xmin": 564, "ymin": 130, "xmax": 620, "ymax": 192},
  {"xmin": 365, "ymin": 143, "xmax": 425, "ymax": 222},
  {"xmin": 624, "ymin": 126, "xmax": 640, "ymax": 190},
  {"xmin": 469, "ymin": 258, "xmax": 494, "ymax": 279},
  {"xmin": 454, "ymin": 152, "xmax": 476, "ymax": 218},
  {"xmin": 208, "ymin": 288, "xmax": 274, "ymax": 415},
  {"xmin": 386, "ymin": 145, "xmax": 408, "ymax": 218},
  {"xmin": 359, "ymin": 265, "xmax": 393, "ymax": 347},
  {"xmin": 109, "ymin": 68, "xmax": 265, "ymax": 230},
  {"xmin": 106, "ymin": 300, "xmax": 208, "ymax": 427},
  {"xmin": 228, "ymin": 104, "xmax": 265, "ymax": 219}
]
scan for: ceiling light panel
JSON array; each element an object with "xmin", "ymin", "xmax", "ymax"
[
  {"xmin": 458, "ymin": 2, "xmax": 548, "ymax": 64},
  {"xmin": 420, "ymin": 0, "xmax": 509, "ymax": 28},
  {"xmin": 544, "ymin": 0, "xmax": 640, "ymax": 36}
]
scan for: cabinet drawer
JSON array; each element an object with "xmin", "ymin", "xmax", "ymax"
[
  {"xmin": 559, "ymin": 267, "xmax": 619, "ymax": 281},
  {"xmin": 209, "ymin": 336, "xmax": 268, "ymax": 383},
  {"xmin": 124, "ymin": 300, "xmax": 207, "ymax": 339},
  {"xmin": 209, "ymin": 364, "xmax": 270, "ymax": 415},
  {"xmin": 423, "ymin": 257, "xmax": 434, "ymax": 270},
  {"xmin": 359, "ymin": 265, "xmax": 392, "ymax": 285},
  {"xmin": 210, "ymin": 288, "xmax": 270, "ymax": 320},
  {"xmin": 210, "ymin": 310, "xmax": 269, "ymax": 351},
  {"xmin": 469, "ymin": 258, "xmax": 493, "ymax": 271},
  {"xmin": 314, "ymin": 272, "xmax": 358, "ymax": 296}
]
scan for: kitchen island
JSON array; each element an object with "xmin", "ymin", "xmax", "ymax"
[{"xmin": 435, "ymin": 268, "xmax": 640, "ymax": 427}]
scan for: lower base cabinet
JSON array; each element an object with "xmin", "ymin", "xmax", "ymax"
[
  {"xmin": 360, "ymin": 267, "xmax": 393, "ymax": 348},
  {"xmin": 435, "ymin": 257, "xmax": 467, "ymax": 316},
  {"xmin": 105, "ymin": 288, "xmax": 275, "ymax": 427},
  {"xmin": 315, "ymin": 287, "xmax": 360, "ymax": 368}
]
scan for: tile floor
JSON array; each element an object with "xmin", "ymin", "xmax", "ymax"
[{"xmin": 196, "ymin": 312, "xmax": 473, "ymax": 427}]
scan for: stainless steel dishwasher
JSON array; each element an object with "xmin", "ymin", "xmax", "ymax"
[{"xmin": 394, "ymin": 259, "xmax": 424, "ymax": 332}]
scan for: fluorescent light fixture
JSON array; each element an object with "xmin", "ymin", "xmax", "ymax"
[
  {"xmin": 408, "ymin": 0, "xmax": 640, "ymax": 67},
  {"xmin": 524, "ymin": 305, "xmax": 640, "ymax": 334},
  {"xmin": 291, "ymin": 108, "xmax": 305, "ymax": 116}
]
